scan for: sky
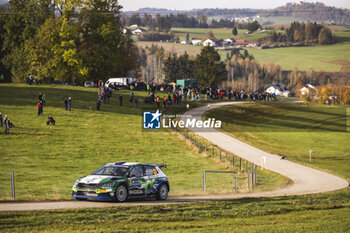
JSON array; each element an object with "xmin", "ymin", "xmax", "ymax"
[{"xmin": 119, "ymin": 0, "xmax": 350, "ymax": 11}]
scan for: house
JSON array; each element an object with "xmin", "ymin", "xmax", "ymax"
[
  {"xmin": 203, "ymin": 37, "xmax": 219, "ymax": 47},
  {"xmin": 300, "ymin": 84, "xmax": 316, "ymax": 96},
  {"xmin": 192, "ymin": 38, "xmax": 202, "ymax": 45},
  {"xmin": 123, "ymin": 28, "xmax": 131, "ymax": 34},
  {"xmin": 180, "ymin": 40, "xmax": 190, "ymax": 45},
  {"xmin": 132, "ymin": 28, "xmax": 146, "ymax": 35},
  {"xmin": 224, "ymin": 38, "xmax": 235, "ymax": 45},
  {"xmin": 233, "ymin": 39, "xmax": 260, "ymax": 48},
  {"xmin": 265, "ymin": 84, "xmax": 290, "ymax": 97}
]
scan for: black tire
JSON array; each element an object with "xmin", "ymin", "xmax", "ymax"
[
  {"xmin": 156, "ymin": 183, "xmax": 168, "ymax": 200},
  {"xmin": 114, "ymin": 185, "xmax": 128, "ymax": 202},
  {"xmin": 75, "ymin": 197, "xmax": 85, "ymax": 201}
]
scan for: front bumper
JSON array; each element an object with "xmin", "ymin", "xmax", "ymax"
[{"xmin": 72, "ymin": 187, "xmax": 114, "ymax": 200}]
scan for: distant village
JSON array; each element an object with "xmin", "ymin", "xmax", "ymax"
[{"xmin": 123, "ymin": 26, "xmax": 262, "ymax": 49}]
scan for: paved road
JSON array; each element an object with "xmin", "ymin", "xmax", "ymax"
[
  {"xmin": 0, "ymin": 102, "xmax": 348, "ymax": 212},
  {"xmin": 183, "ymin": 102, "xmax": 348, "ymax": 196}
]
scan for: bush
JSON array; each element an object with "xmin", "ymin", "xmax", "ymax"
[{"xmin": 138, "ymin": 32, "xmax": 175, "ymax": 42}]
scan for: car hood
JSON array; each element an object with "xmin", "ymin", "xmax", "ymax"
[{"xmin": 79, "ymin": 175, "xmax": 115, "ymax": 184}]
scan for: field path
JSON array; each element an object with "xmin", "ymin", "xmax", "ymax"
[
  {"xmin": 0, "ymin": 102, "xmax": 348, "ymax": 212},
  {"xmin": 183, "ymin": 102, "xmax": 348, "ymax": 196}
]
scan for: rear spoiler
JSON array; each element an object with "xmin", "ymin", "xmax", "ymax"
[{"xmin": 146, "ymin": 163, "xmax": 167, "ymax": 168}]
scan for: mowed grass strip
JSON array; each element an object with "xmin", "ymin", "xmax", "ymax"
[
  {"xmin": 0, "ymin": 189, "xmax": 349, "ymax": 232},
  {"xmin": 205, "ymin": 102, "xmax": 350, "ymax": 180},
  {"xmin": 0, "ymin": 84, "xmax": 283, "ymax": 200}
]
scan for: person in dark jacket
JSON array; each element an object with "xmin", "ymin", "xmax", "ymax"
[
  {"xmin": 0, "ymin": 112, "xmax": 3, "ymax": 127},
  {"xmin": 4, "ymin": 115, "xmax": 9, "ymax": 134},
  {"xmin": 119, "ymin": 95, "xmax": 123, "ymax": 106},
  {"xmin": 64, "ymin": 98, "xmax": 68, "ymax": 111},
  {"xmin": 47, "ymin": 115, "xmax": 55, "ymax": 125},
  {"xmin": 37, "ymin": 102, "xmax": 43, "ymax": 116},
  {"xmin": 67, "ymin": 97, "xmax": 72, "ymax": 111},
  {"xmin": 96, "ymin": 99, "xmax": 101, "ymax": 110}
]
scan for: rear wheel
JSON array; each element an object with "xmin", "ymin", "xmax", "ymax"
[
  {"xmin": 75, "ymin": 197, "xmax": 85, "ymax": 201},
  {"xmin": 156, "ymin": 184, "xmax": 168, "ymax": 200},
  {"xmin": 114, "ymin": 185, "xmax": 128, "ymax": 202}
]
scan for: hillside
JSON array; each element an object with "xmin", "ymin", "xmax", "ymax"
[{"xmin": 124, "ymin": 2, "xmax": 350, "ymax": 25}]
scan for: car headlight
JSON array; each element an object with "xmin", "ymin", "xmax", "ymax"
[
  {"xmin": 99, "ymin": 182, "xmax": 113, "ymax": 188},
  {"xmin": 74, "ymin": 180, "xmax": 79, "ymax": 186}
]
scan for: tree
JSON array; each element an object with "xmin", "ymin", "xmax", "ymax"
[
  {"xmin": 163, "ymin": 53, "xmax": 179, "ymax": 83},
  {"xmin": 186, "ymin": 32, "xmax": 190, "ymax": 41},
  {"xmin": 232, "ymin": 27, "xmax": 238, "ymax": 36},
  {"xmin": 247, "ymin": 21, "xmax": 261, "ymax": 33},
  {"xmin": 205, "ymin": 31, "xmax": 214, "ymax": 39},
  {"xmin": 194, "ymin": 46, "xmax": 226, "ymax": 87},
  {"xmin": 318, "ymin": 27, "xmax": 333, "ymax": 45}
]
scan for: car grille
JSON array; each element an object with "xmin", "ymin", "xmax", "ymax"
[{"xmin": 77, "ymin": 183, "xmax": 98, "ymax": 189}]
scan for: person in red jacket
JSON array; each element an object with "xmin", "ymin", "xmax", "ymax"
[{"xmin": 37, "ymin": 102, "xmax": 43, "ymax": 116}]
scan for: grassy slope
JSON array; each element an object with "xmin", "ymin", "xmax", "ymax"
[
  {"xmin": 0, "ymin": 84, "xmax": 284, "ymax": 200},
  {"xmin": 248, "ymin": 29, "xmax": 350, "ymax": 72},
  {"xmin": 206, "ymin": 102, "xmax": 350, "ymax": 180},
  {"xmin": 1, "ymin": 190, "xmax": 349, "ymax": 232},
  {"xmin": 137, "ymin": 26, "xmax": 350, "ymax": 72}
]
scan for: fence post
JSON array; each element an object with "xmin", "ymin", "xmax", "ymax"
[
  {"xmin": 205, "ymin": 144, "xmax": 207, "ymax": 154},
  {"xmin": 251, "ymin": 165, "xmax": 254, "ymax": 188},
  {"xmin": 219, "ymin": 150, "xmax": 221, "ymax": 160},
  {"xmin": 255, "ymin": 165, "xmax": 257, "ymax": 184},
  {"xmin": 234, "ymin": 172, "xmax": 237, "ymax": 192},
  {"xmin": 203, "ymin": 171, "xmax": 206, "ymax": 192},
  {"xmin": 198, "ymin": 142, "xmax": 201, "ymax": 152},
  {"xmin": 239, "ymin": 158, "xmax": 242, "ymax": 171},
  {"xmin": 246, "ymin": 160, "xmax": 248, "ymax": 172},
  {"xmin": 11, "ymin": 171, "xmax": 15, "ymax": 199},
  {"xmin": 212, "ymin": 147, "xmax": 214, "ymax": 157},
  {"xmin": 232, "ymin": 155, "xmax": 234, "ymax": 166},
  {"xmin": 247, "ymin": 172, "xmax": 250, "ymax": 190}
]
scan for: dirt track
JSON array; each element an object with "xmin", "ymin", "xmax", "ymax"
[{"xmin": 0, "ymin": 102, "xmax": 348, "ymax": 212}]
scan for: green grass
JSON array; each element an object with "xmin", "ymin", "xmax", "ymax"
[
  {"xmin": 205, "ymin": 102, "xmax": 350, "ymax": 180},
  {"xmin": 0, "ymin": 84, "xmax": 284, "ymax": 200},
  {"xmin": 247, "ymin": 29, "xmax": 350, "ymax": 72},
  {"xmin": 1, "ymin": 189, "xmax": 349, "ymax": 232}
]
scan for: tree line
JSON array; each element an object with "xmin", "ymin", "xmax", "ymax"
[
  {"xmin": 0, "ymin": 0, "xmax": 138, "ymax": 84},
  {"xmin": 122, "ymin": 13, "xmax": 262, "ymax": 32},
  {"xmin": 262, "ymin": 22, "xmax": 333, "ymax": 46}
]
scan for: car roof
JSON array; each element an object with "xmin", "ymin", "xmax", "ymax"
[{"xmin": 105, "ymin": 161, "xmax": 167, "ymax": 168}]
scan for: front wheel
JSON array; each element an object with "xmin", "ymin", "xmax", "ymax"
[
  {"xmin": 114, "ymin": 185, "xmax": 128, "ymax": 202},
  {"xmin": 156, "ymin": 184, "xmax": 168, "ymax": 200}
]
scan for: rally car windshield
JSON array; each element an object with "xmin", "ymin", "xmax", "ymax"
[{"xmin": 91, "ymin": 166, "xmax": 129, "ymax": 176}]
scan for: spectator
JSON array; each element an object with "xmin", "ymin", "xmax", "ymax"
[
  {"xmin": 0, "ymin": 112, "xmax": 3, "ymax": 127},
  {"xmin": 47, "ymin": 115, "xmax": 55, "ymax": 125},
  {"xmin": 42, "ymin": 94, "xmax": 46, "ymax": 107},
  {"xmin": 67, "ymin": 97, "xmax": 72, "ymax": 111},
  {"xmin": 134, "ymin": 98, "xmax": 138, "ymax": 108},
  {"xmin": 106, "ymin": 88, "xmax": 112, "ymax": 104},
  {"xmin": 64, "ymin": 98, "xmax": 68, "ymax": 111},
  {"xmin": 96, "ymin": 99, "xmax": 101, "ymax": 110},
  {"xmin": 37, "ymin": 102, "xmax": 43, "ymax": 116},
  {"xmin": 130, "ymin": 91, "xmax": 134, "ymax": 102},
  {"xmin": 4, "ymin": 115, "xmax": 9, "ymax": 134},
  {"xmin": 119, "ymin": 95, "xmax": 123, "ymax": 106},
  {"xmin": 163, "ymin": 96, "xmax": 167, "ymax": 108},
  {"xmin": 156, "ymin": 95, "xmax": 160, "ymax": 108},
  {"xmin": 38, "ymin": 92, "xmax": 43, "ymax": 102}
]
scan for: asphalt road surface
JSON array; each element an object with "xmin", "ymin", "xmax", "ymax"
[{"xmin": 0, "ymin": 102, "xmax": 348, "ymax": 212}]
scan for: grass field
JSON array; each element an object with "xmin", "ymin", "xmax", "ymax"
[
  {"xmin": 248, "ymin": 28, "xmax": 350, "ymax": 72},
  {"xmin": 0, "ymin": 84, "xmax": 284, "ymax": 200},
  {"xmin": 1, "ymin": 187, "xmax": 349, "ymax": 232},
  {"xmin": 1, "ymin": 86, "xmax": 350, "ymax": 232},
  {"xmin": 137, "ymin": 26, "xmax": 350, "ymax": 72},
  {"xmin": 205, "ymin": 102, "xmax": 350, "ymax": 180}
]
